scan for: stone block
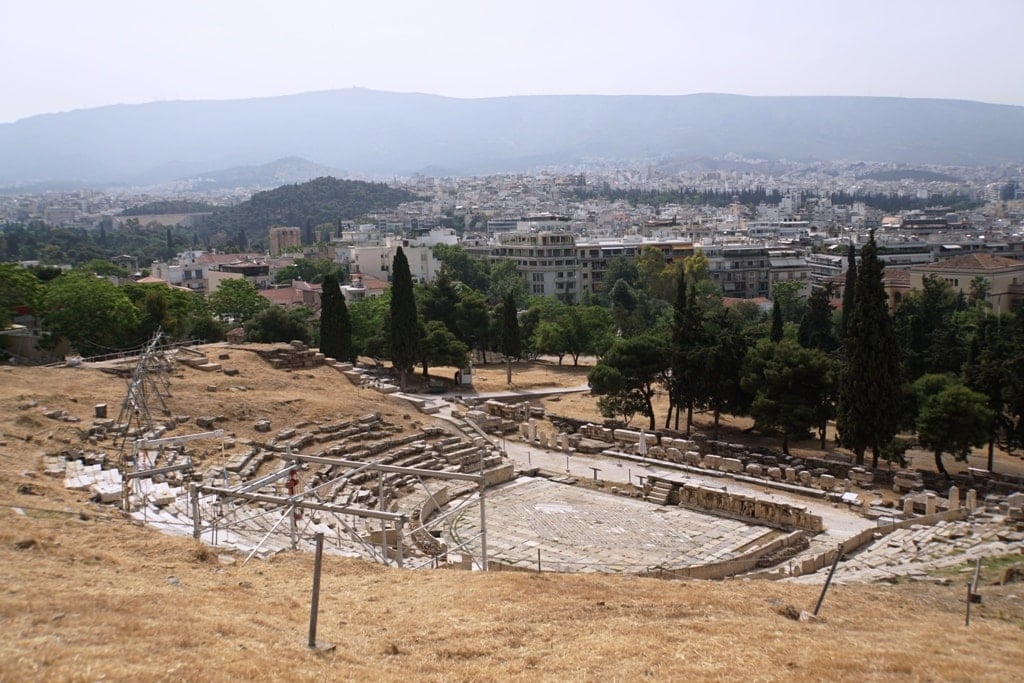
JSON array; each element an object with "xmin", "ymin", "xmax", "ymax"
[
  {"xmin": 720, "ymin": 457, "xmax": 743, "ymax": 473},
  {"xmin": 785, "ymin": 467, "xmax": 797, "ymax": 482},
  {"xmin": 819, "ymin": 474, "xmax": 836, "ymax": 490},
  {"xmin": 745, "ymin": 463, "xmax": 763, "ymax": 476},
  {"xmin": 767, "ymin": 467, "xmax": 782, "ymax": 480},
  {"xmin": 704, "ymin": 454, "xmax": 722, "ymax": 470},
  {"xmin": 683, "ymin": 450, "xmax": 702, "ymax": 465},
  {"xmin": 798, "ymin": 470, "xmax": 812, "ymax": 485}
]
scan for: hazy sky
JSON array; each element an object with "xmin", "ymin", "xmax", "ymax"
[{"xmin": 4, "ymin": 0, "xmax": 1022, "ymax": 123}]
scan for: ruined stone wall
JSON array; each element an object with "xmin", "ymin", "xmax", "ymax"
[{"xmin": 670, "ymin": 480, "xmax": 823, "ymax": 532}]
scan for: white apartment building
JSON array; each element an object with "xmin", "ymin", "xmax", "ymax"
[{"xmin": 494, "ymin": 231, "xmax": 579, "ymax": 301}]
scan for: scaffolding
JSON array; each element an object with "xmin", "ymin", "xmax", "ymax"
[
  {"xmin": 189, "ymin": 453, "xmax": 490, "ymax": 570},
  {"xmin": 114, "ymin": 329, "xmax": 174, "ymax": 457}
]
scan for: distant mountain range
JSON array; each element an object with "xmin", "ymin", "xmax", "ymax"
[{"xmin": 2, "ymin": 89, "xmax": 1023, "ymax": 186}]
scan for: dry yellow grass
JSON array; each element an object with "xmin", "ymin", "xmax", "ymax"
[{"xmin": 1, "ymin": 347, "xmax": 1023, "ymax": 681}]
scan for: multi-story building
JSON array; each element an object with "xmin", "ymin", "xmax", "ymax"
[
  {"xmin": 341, "ymin": 229, "xmax": 457, "ymax": 284},
  {"xmin": 705, "ymin": 245, "xmax": 772, "ymax": 299},
  {"xmin": 150, "ymin": 250, "xmax": 208, "ymax": 292},
  {"xmin": 910, "ymin": 253, "xmax": 1024, "ymax": 313},
  {"xmin": 575, "ymin": 237, "xmax": 694, "ymax": 297},
  {"xmin": 767, "ymin": 248, "xmax": 813, "ymax": 298},
  {"xmin": 493, "ymin": 231, "xmax": 579, "ymax": 301}
]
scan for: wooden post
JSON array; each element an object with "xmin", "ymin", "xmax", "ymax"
[
  {"xmin": 813, "ymin": 544, "xmax": 844, "ymax": 616},
  {"xmin": 478, "ymin": 482, "xmax": 488, "ymax": 571},
  {"xmin": 190, "ymin": 483, "xmax": 200, "ymax": 540},
  {"xmin": 965, "ymin": 581, "xmax": 972, "ymax": 627},
  {"xmin": 537, "ymin": 548, "xmax": 541, "ymax": 573},
  {"xmin": 308, "ymin": 532, "xmax": 325, "ymax": 648}
]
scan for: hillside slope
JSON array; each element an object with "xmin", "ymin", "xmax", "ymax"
[{"xmin": 0, "ymin": 351, "xmax": 1022, "ymax": 681}]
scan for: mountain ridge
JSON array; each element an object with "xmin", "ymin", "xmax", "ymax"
[{"xmin": 2, "ymin": 89, "xmax": 1023, "ymax": 184}]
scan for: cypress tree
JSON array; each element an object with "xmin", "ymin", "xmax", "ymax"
[
  {"xmin": 836, "ymin": 231, "xmax": 902, "ymax": 467},
  {"xmin": 499, "ymin": 291, "xmax": 521, "ymax": 386},
  {"xmin": 840, "ymin": 242, "xmax": 857, "ymax": 338},
  {"xmin": 798, "ymin": 285, "xmax": 838, "ymax": 352},
  {"xmin": 389, "ymin": 247, "xmax": 419, "ymax": 390},
  {"xmin": 770, "ymin": 297, "xmax": 784, "ymax": 342},
  {"xmin": 669, "ymin": 272, "xmax": 698, "ymax": 432},
  {"xmin": 319, "ymin": 273, "xmax": 352, "ymax": 362}
]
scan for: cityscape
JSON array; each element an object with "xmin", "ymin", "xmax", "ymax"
[{"xmin": 3, "ymin": 2, "xmax": 1024, "ymax": 680}]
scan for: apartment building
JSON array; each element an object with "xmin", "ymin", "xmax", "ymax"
[
  {"xmin": 494, "ymin": 231, "xmax": 579, "ymax": 301},
  {"xmin": 705, "ymin": 245, "xmax": 771, "ymax": 299}
]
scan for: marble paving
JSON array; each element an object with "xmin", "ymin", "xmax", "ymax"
[{"xmin": 450, "ymin": 476, "xmax": 776, "ymax": 572}]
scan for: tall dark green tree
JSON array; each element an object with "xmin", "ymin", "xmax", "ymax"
[
  {"xmin": 693, "ymin": 308, "xmax": 750, "ymax": 439},
  {"xmin": 769, "ymin": 297, "xmax": 784, "ymax": 342},
  {"xmin": 389, "ymin": 247, "xmax": 420, "ymax": 390},
  {"xmin": 498, "ymin": 291, "xmax": 521, "ymax": 385},
  {"xmin": 836, "ymin": 231, "xmax": 902, "ymax": 467},
  {"xmin": 963, "ymin": 312, "xmax": 1024, "ymax": 469},
  {"xmin": 840, "ymin": 242, "xmax": 857, "ymax": 338},
  {"xmin": 452, "ymin": 289, "xmax": 489, "ymax": 359},
  {"xmin": 798, "ymin": 285, "xmax": 838, "ymax": 352},
  {"xmin": 669, "ymin": 273, "xmax": 698, "ymax": 431},
  {"xmin": 893, "ymin": 276, "xmax": 966, "ymax": 381},
  {"xmin": 319, "ymin": 273, "xmax": 352, "ymax": 362}
]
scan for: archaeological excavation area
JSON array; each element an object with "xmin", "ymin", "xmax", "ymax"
[{"xmin": 37, "ymin": 340, "xmax": 1024, "ymax": 583}]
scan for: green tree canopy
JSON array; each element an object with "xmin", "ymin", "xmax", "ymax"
[
  {"xmin": 588, "ymin": 334, "xmax": 667, "ymax": 430},
  {"xmin": 742, "ymin": 338, "xmax": 834, "ymax": 455},
  {"xmin": 418, "ymin": 320, "xmax": 469, "ymax": 377},
  {"xmin": 246, "ymin": 306, "xmax": 313, "ymax": 344},
  {"xmin": 914, "ymin": 378, "xmax": 993, "ymax": 479},
  {"xmin": 38, "ymin": 273, "xmax": 141, "ymax": 357},
  {"xmin": 208, "ymin": 278, "xmax": 269, "ymax": 323},
  {"xmin": 0, "ymin": 264, "xmax": 42, "ymax": 329}
]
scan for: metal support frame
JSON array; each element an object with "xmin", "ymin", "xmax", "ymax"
[{"xmin": 188, "ymin": 448, "xmax": 490, "ymax": 569}]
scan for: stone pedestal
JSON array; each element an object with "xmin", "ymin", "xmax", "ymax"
[
  {"xmin": 966, "ymin": 488, "xmax": 977, "ymax": 511},
  {"xmin": 948, "ymin": 485, "xmax": 959, "ymax": 511},
  {"xmin": 903, "ymin": 496, "xmax": 915, "ymax": 515},
  {"xmin": 924, "ymin": 492, "xmax": 937, "ymax": 516}
]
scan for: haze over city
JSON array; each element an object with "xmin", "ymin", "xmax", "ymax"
[{"xmin": 4, "ymin": 0, "xmax": 1024, "ymax": 124}]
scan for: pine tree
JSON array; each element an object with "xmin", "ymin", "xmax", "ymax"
[
  {"xmin": 836, "ymin": 231, "xmax": 902, "ymax": 466},
  {"xmin": 319, "ymin": 273, "xmax": 352, "ymax": 362},
  {"xmin": 840, "ymin": 242, "xmax": 857, "ymax": 338},
  {"xmin": 389, "ymin": 247, "xmax": 419, "ymax": 390}
]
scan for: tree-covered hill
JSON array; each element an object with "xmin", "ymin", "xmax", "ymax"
[
  {"xmin": 122, "ymin": 200, "xmax": 216, "ymax": 215},
  {"xmin": 200, "ymin": 177, "xmax": 419, "ymax": 234}
]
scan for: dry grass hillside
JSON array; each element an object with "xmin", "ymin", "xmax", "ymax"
[{"xmin": 1, "ymin": 346, "xmax": 1022, "ymax": 682}]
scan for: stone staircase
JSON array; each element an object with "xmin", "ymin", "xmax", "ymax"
[{"xmin": 646, "ymin": 480, "xmax": 675, "ymax": 506}]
